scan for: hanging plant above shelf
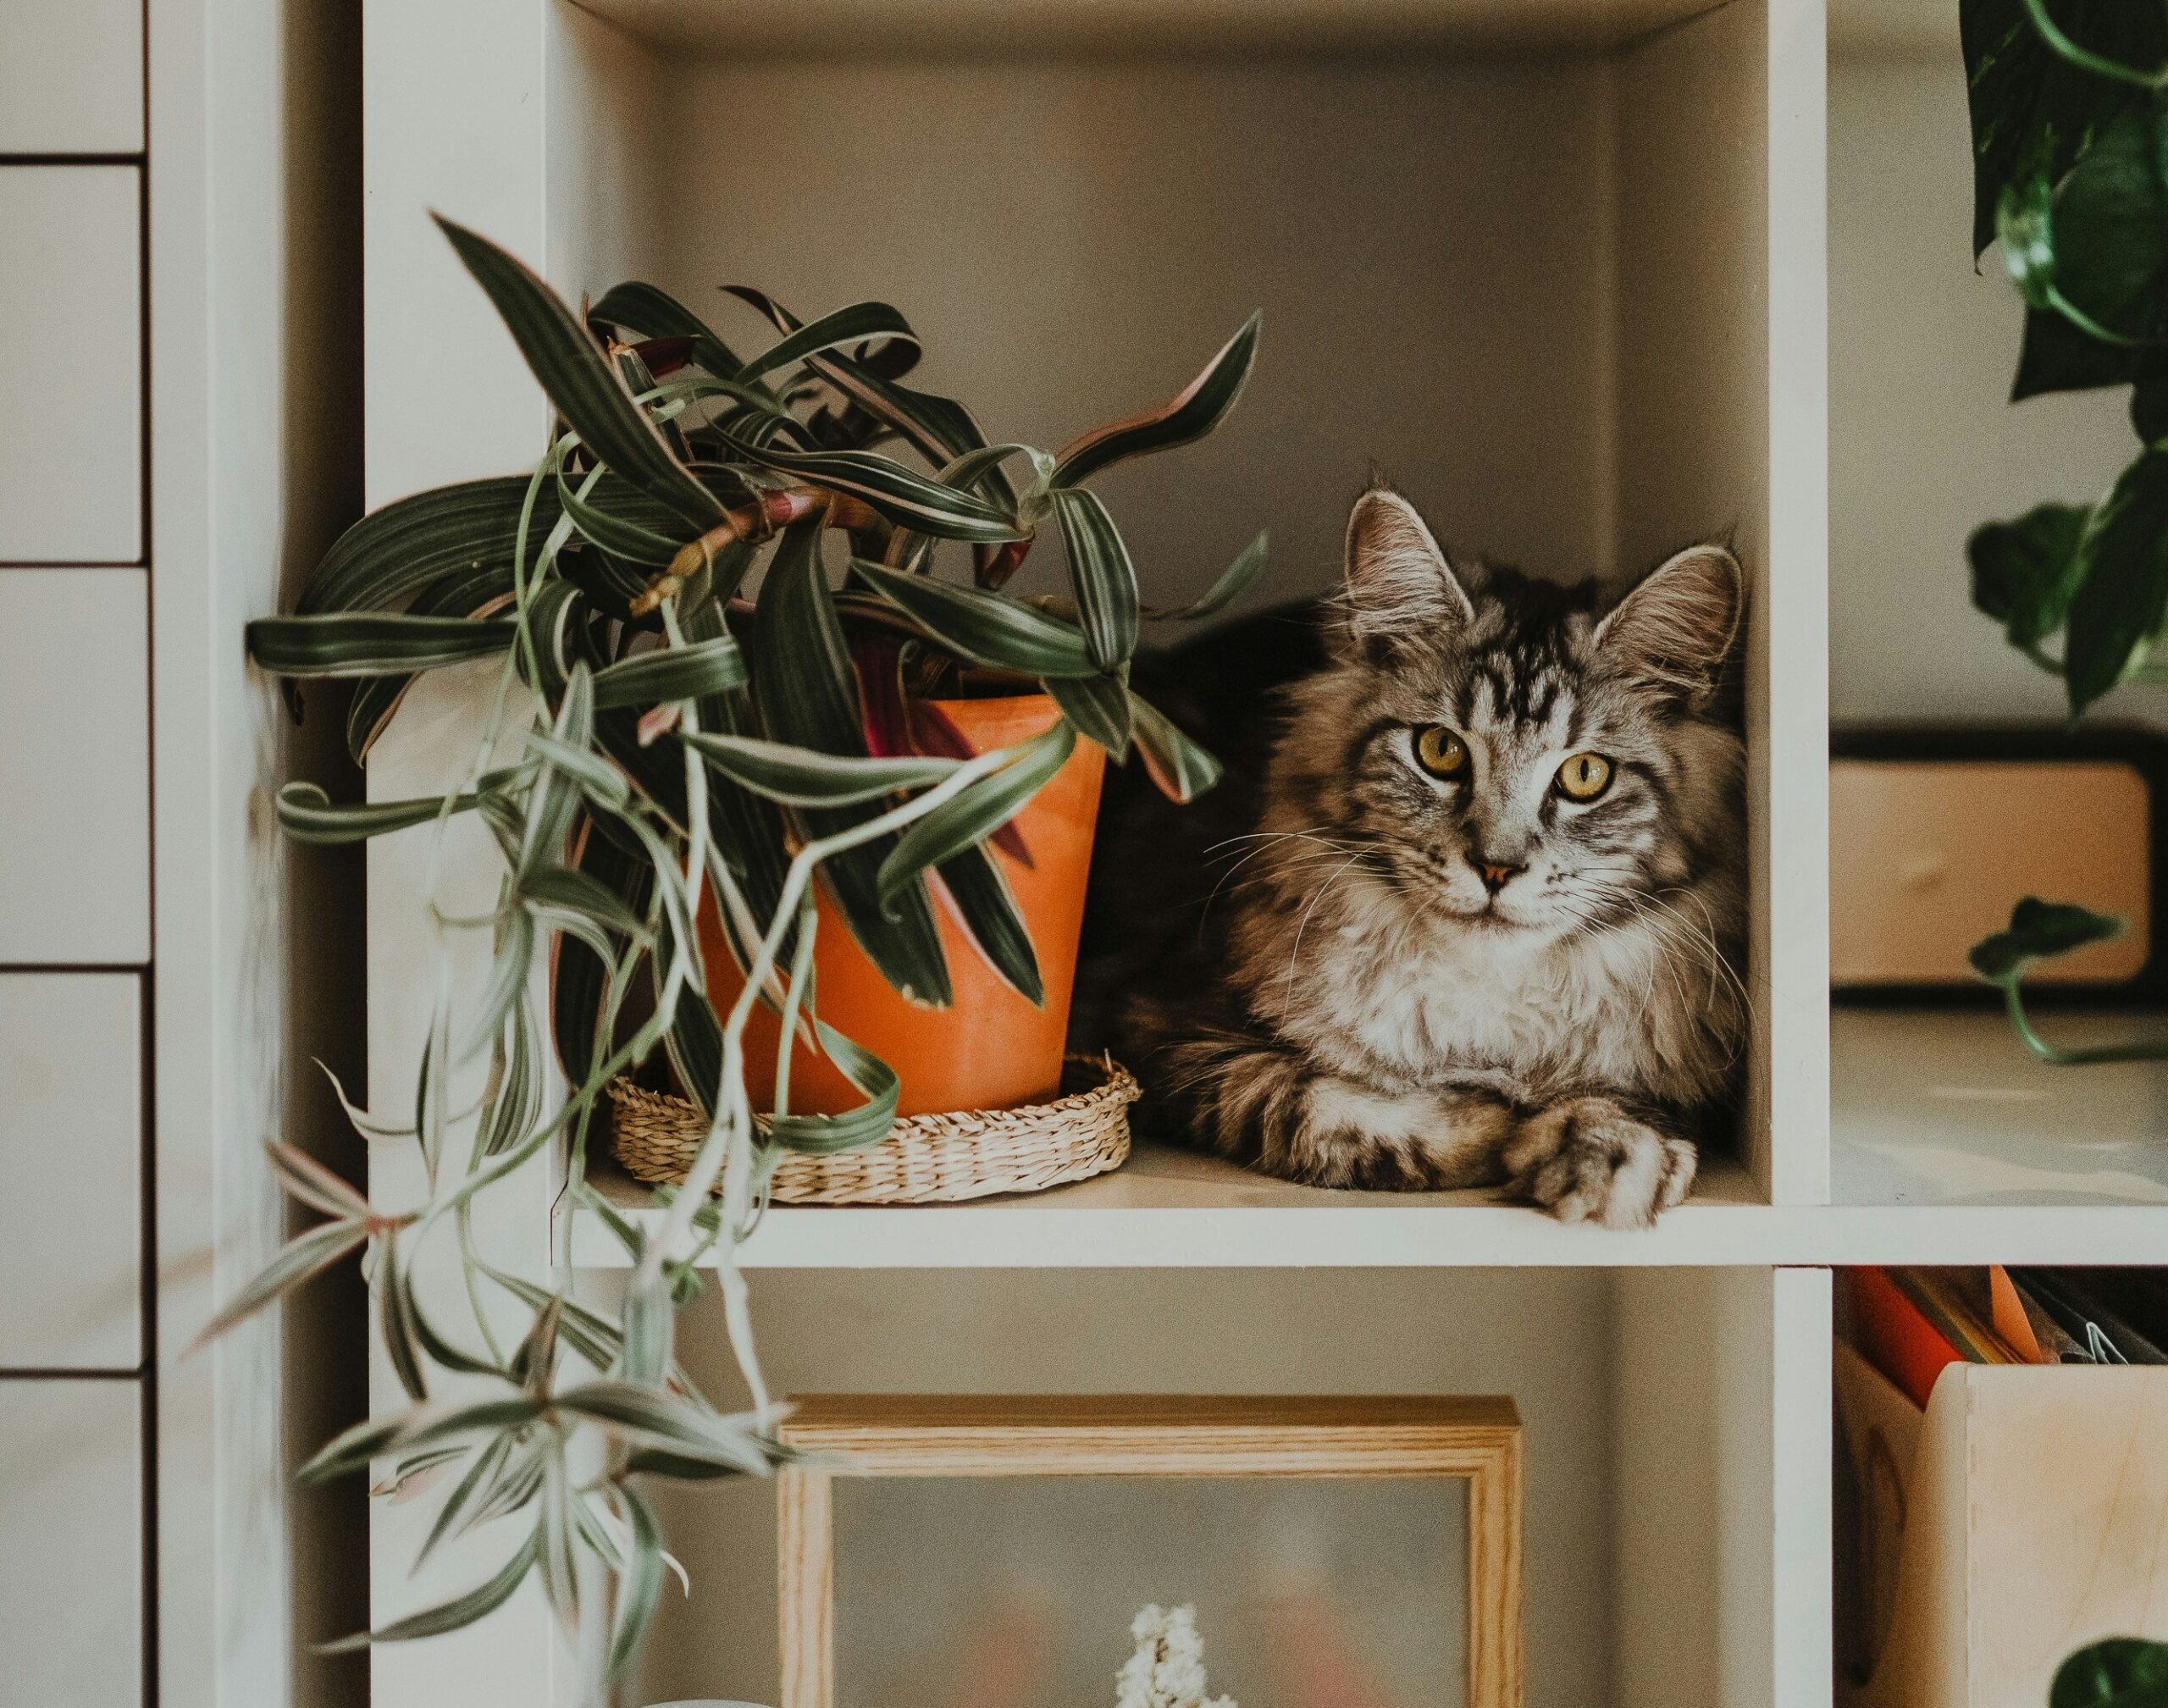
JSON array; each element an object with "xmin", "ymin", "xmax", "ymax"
[{"xmin": 211, "ymin": 213, "xmax": 1266, "ymax": 1698}]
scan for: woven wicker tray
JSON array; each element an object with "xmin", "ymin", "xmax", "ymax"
[{"xmin": 606, "ymin": 1055, "xmax": 1137, "ymax": 1205}]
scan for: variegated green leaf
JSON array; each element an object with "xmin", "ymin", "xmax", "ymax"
[
  {"xmin": 300, "ymin": 1395, "xmax": 550, "ymax": 1485},
  {"xmin": 683, "ymin": 731, "xmax": 959, "ymax": 806},
  {"xmin": 1153, "ymin": 528, "xmax": 1269, "ymax": 621},
  {"xmin": 552, "ymin": 1382, "xmax": 783, "ymax": 1476},
  {"xmin": 1049, "ymin": 487, "xmax": 1140, "ymax": 668},
  {"xmin": 376, "ymin": 1233, "xmax": 430, "ymax": 1402},
  {"xmin": 723, "ymin": 434, "xmax": 1024, "ymax": 544},
  {"xmin": 1129, "ymin": 693, "xmax": 1223, "ymax": 803},
  {"xmin": 318, "ymin": 1532, "xmax": 539, "ymax": 1653},
  {"xmin": 435, "ymin": 218, "xmax": 724, "ymax": 530},
  {"xmin": 189, "ymin": 1217, "xmax": 368, "ymax": 1352},
  {"xmin": 733, "ymin": 298, "xmax": 916, "ymax": 384},
  {"xmin": 850, "ymin": 559, "xmax": 1098, "ymax": 677},
  {"xmin": 608, "ymin": 1484, "xmax": 666, "ymax": 1680},
  {"xmin": 274, "ymin": 782, "xmax": 479, "ymax": 845},
  {"xmin": 298, "ymin": 476, "xmax": 552, "ymax": 616},
  {"xmin": 1053, "ymin": 311, "xmax": 1261, "ymax": 487},
  {"xmin": 877, "ymin": 723, "xmax": 1075, "ymax": 909},
  {"xmin": 590, "ymin": 637, "xmax": 747, "ymax": 709},
  {"xmin": 755, "ymin": 521, "xmax": 951, "ymax": 1007},
  {"xmin": 588, "ymin": 280, "xmax": 745, "ymax": 380},
  {"xmin": 248, "ymin": 612, "xmax": 517, "ymax": 677},
  {"xmin": 934, "ymin": 843, "xmax": 1043, "ymax": 1006},
  {"xmin": 1047, "ymin": 670, "xmax": 1132, "ymax": 759}
]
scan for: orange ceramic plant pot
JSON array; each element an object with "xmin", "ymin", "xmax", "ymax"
[{"xmin": 700, "ymin": 694, "xmax": 1106, "ymax": 1118}]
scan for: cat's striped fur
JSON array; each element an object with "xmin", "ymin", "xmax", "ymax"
[{"xmin": 1103, "ymin": 488, "xmax": 1747, "ymax": 1228}]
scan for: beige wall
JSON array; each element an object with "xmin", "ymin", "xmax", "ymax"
[
  {"xmin": 628, "ymin": 55, "xmax": 1621, "ymax": 610},
  {"xmin": 1828, "ymin": 51, "xmax": 2138, "ymax": 725}
]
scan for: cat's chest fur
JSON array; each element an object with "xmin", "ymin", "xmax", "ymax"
[{"xmin": 1235, "ymin": 871, "xmax": 1728, "ymax": 1107}]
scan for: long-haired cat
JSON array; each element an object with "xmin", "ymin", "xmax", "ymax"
[{"xmin": 1074, "ymin": 486, "xmax": 1747, "ymax": 1228}]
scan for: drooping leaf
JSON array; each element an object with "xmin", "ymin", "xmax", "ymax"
[
  {"xmin": 590, "ymin": 636, "xmax": 748, "ymax": 709},
  {"xmin": 1046, "ymin": 668, "xmax": 1133, "ymax": 760},
  {"xmin": 2050, "ymin": 1637, "xmax": 2168, "ymax": 1707},
  {"xmin": 608, "ymin": 1484, "xmax": 666, "ymax": 1680},
  {"xmin": 556, "ymin": 462, "xmax": 686, "ymax": 567},
  {"xmin": 1968, "ymin": 500, "xmax": 2090, "ymax": 645},
  {"xmin": 2065, "ymin": 449, "xmax": 2168, "ymax": 710},
  {"xmin": 733, "ymin": 298, "xmax": 918, "ymax": 384},
  {"xmin": 376, "ymin": 1233, "xmax": 430, "ymax": 1403},
  {"xmin": 299, "ymin": 1394, "xmax": 550, "ymax": 1484},
  {"xmin": 851, "ymin": 558, "xmax": 1099, "ymax": 678},
  {"xmin": 435, "ymin": 217, "xmax": 724, "ymax": 530},
  {"xmin": 552, "ymin": 1382, "xmax": 786, "ymax": 1476},
  {"xmin": 683, "ymin": 731, "xmax": 959, "ymax": 807},
  {"xmin": 1049, "ymin": 487, "xmax": 1141, "ymax": 669},
  {"xmin": 1129, "ymin": 693, "xmax": 1223, "ymax": 803},
  {"xmin": 265, "ymin": 1141, "xmax": 373, "ymax": 1221},
  {"xmin": 298, "ymin": 476, "xmax": 554, "ymax": 616},
  {"xmin": 1053, "ymin": 311, "xmax": 1261, "ymax": 487},
  {"xmin": 248, "ymin": 612, "xmax": 517, "ymax": 678},
  {"xmin": 933, "ymin": 844, "xmax": 1044, "ymax": 1006},
  {"xmin": 877, "ymin": 723, "xmax": 1075, "ymax": 909},
  {"xmin": 722, "ymin": 434, "xmax": 1024, "ymax": 543},
  {"xmin": 1969, "ymin": 895, "xmax": 2124, "ymax": 983},
  {"xmin": 587, "ymin": 280, "xmax": 745, "ymax": 381},
  {"xmin": 273, "ymin": 781, "xmax": 484, "ymax": 845},
  {"xmin": 416, "ymin": 1434, "xmax": 517, "ymax": 1568},
  {"xmin": 318, "ymin": 1532, "xmax": 539, "ymax": 1653},
  {"xmin": 1152, "ymin": 529, "xmax": 1270, "ymax": 622},
  {"xmin": 766, "ymin": 1016, "xmax": 903, "ymax": 1155},
  {"xmin": 755, "ymin": 520, "xmax": 952, "ymax": 1005},
  {"xmin": 188, "ymin": 1217, "xmax": 368, "ymax": 1351}
]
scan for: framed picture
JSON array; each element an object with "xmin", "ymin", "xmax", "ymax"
[{"xmin": 775, "ymin": 1394, "xmax": 1524, "ymax": 1708}]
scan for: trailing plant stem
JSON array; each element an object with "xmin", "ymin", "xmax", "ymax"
[{"xmin": 1999, "ymin": 979, "xmax": 2168, "ymax": 1064}]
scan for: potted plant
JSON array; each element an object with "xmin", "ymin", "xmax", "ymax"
[{"xmin": 211, "ymin": 215, "xmax": 1265, "ymax": 1694}]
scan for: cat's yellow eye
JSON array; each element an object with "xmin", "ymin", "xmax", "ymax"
[
  {"xmin": 1415, "ymin": 727, "xmax": 1469, "ymax": 778},
  {"xmin": 1554, "ymin": 752, "xmax": 1613, "ymax": 801}
]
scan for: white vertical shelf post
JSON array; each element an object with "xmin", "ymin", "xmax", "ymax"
[
  {"xmin": 362, "ymin": 3, "xmax": 559, "ymax": 1705},
  {"xmin": 1766, "ymin": 0, "xmax": 1833, "ymax": 1205}
]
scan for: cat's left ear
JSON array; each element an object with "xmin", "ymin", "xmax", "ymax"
[
  {"xmin": 1341, "ymin": 488, "xmax": 1476, "ymax": 658},
  {"xmin": 1594, "ymin": 544, "xmax": 1745, "ymax": 705}
]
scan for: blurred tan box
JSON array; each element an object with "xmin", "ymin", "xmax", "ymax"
[{"xmin": 1830, "ymin": 758, "xmax": 2150, "ymax": 987}]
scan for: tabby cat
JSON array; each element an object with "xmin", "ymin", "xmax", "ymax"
[{"xmin": 1074, "ymin": 487, "xmax": 1748, "ymax": 1228}]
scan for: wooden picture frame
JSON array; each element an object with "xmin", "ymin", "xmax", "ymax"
[{"xmin": 775, "ymin": 1393, "xmax": 1524, "ymax": 1708}]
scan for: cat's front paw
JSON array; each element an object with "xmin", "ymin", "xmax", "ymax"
[{"xmin": 1502, "ymin": 1096, "xmax": 1695, "ymax": 1230}]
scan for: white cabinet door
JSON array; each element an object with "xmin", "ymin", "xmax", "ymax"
[
  {"xmin": 0, "ymin": 975, "xmax": 141, "ymax": 1368},
  {"xmin": 0, "ymin": 1, "xmax": 143, "ymax": 154},
  {"xmin": 0, "ymin": 570, "xmax": 151, "ymax": 963},
  {"xmin": 0, "ymin": 167, "xmax": 141, "ymax": 564},
  {"xmin": 0, "ymin": 1379, "xmax": 141, "ymax": 1705}
]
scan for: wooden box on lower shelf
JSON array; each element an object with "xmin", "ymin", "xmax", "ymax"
[{"xmin": 1836, "ymin": 1344, "xmax": 2168, "ymax": 1708}]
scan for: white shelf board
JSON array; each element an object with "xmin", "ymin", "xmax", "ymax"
[
  {"xmin": 578, "ymin": 0, "xmax": 1731, "ymax": 54},
  {"xmin": 572, "ymin": 1136, "xmax": 2168, "ymax": 1269},
  {"xmin": 1833, "ymin": 1007, "xmax": 2168, "ymax": 1208}
]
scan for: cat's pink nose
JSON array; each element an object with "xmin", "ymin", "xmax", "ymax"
[{"xmin": 1469, "ymin": 856, "xmax": 1524, "ymax": 894}]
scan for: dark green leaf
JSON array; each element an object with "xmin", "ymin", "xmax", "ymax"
[
  {"xmin": 299, "ymin": 476, "xmax": 553, "ymax": 616},
  {"xmin": 1969, "ymin": 501, "xmax": 2090, "ymax": 645},
  {"xmin": 934, "ymin": 843, "xmax": 1043, "ymax": 1006},
  {"xmin": 434, "ymin": 217, "xmax": 723, "ymax": 530},
  {"xmin": 318, "ymin": 1533, "xmax": 539, "ymax": 1653},
  {"xmin": 248, "ymin": 612, "xmax": 517, "ymax": 678},
  {"xmin": 683, "ymin": 731, "xmax": 959, "ymax": 806},
  {"xmin": 556, "ymin": 464, "xmax": 686, "ymax": 567},
  {"xmin": 2066, "ymin": 449, "xmax": 2168, "ymax": 710},
  {"xmin": 590, "ymin": 636, "xmax": 747, "ymax": 709},
  {"xmin": 1050, "ymin": 487, "xmax": 1141, "ymax": 669},
  {"xmin": 2051, "ymin": 1637, "xmax": 2168, "ymax": 1707},
  {"xmin": 1969, "ymin": 896, "xmax": 2124, "ymax": 982},
  {"xmin": 733, "ymin": 299, "xmax": 917, "ymax": 384},
  {"xmin": 1046, "ymin": 670, "xmax": 1133, "ymax": 760},
  {"xmin": 755, "ymin": 521, "xmax": 951, "ymax": 1005},
  {"xmin": 851, "ymin": 558, "xmax": 1099, "ymax": 677},
  {"xmin": 2039, "ymin": 103, "xmax": 2168, "ymax": 341},
  {"xmin": 376, "ymin": 1233, "xmax": 430, "ymax": 1403},
  {"xmin": 877, "ymin": 723, "xmax": 1075, "ymax": 909},
  {"xmin": 1053, "ymin": 311, "xmax": 1260, "ymax": 487},
  {"xmin": 1961, "ymin": 0, "xmax": 2168, "ymax": 258},
  {"xmin": 766, "ymin": 1017, "xmax": 901, "ymax": 1154},
  {"xmin": 273, "ymin": 782, "xmax": 480, "ymax": 845},
  {"xmin": 2013, "ymin": 300, "xmax": 2145, "ymax": 399},
  {"xmin": 1153, "ymin": 529, "xmax": 1270, "ymax": 622},
  {"xmin": 1129, "ymin": 694, "xmax": 1223, "ymax": 803},
  {"xmin": 588, "ymin": 280, "xmax": 745, "ymax": 380},
  {"xmin": 722, "ymin": 434, "xmax": 1023, "ymax": 544}
]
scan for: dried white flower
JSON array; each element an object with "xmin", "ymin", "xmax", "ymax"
[{"xmin": 1114, "ymin": 1604, "xmax": 1236, "ymax": 1708}]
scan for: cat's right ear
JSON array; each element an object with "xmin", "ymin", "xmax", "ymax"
[{"xmin": 1340, "ymin": 488, "xmax": 1476, "ymax": 659}]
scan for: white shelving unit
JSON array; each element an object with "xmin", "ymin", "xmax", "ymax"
[{"xmin": 351, "ymin": 1, "xmax": 2166, "ymax": 1704}]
